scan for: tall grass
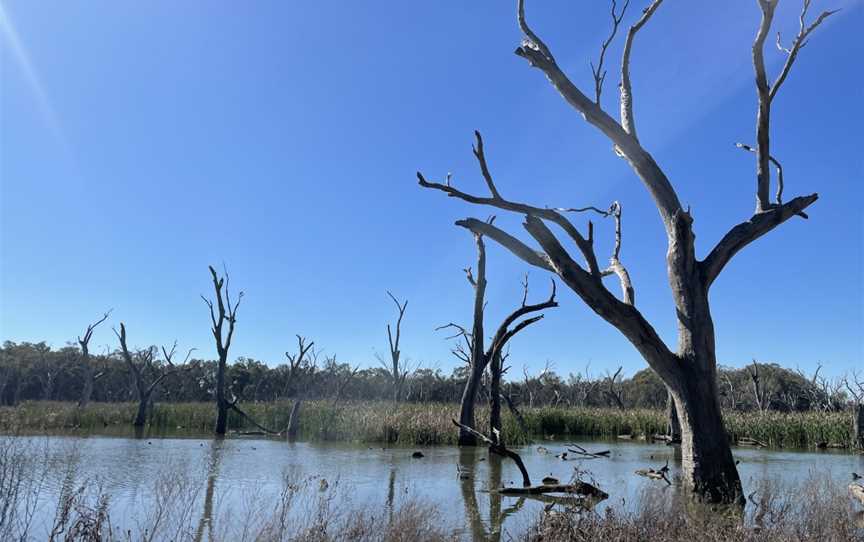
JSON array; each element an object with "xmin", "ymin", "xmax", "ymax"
[{"xmin": 0, "ymin": 401, "xmax": 855, "ymax": 449}]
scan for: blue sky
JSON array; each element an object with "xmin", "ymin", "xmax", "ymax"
[{"xmin": 1, "ymin": 1, "xmax": 861, "ymax": 379}]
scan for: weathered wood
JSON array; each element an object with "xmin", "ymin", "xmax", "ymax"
[
  {"xmin": 666, "ymin": 390, "xmax": 681, "ymax": 443},
  {"xmin": 567, "ymin": 444, "xmax": 610, "ymax": 458},
  {"xmin": 738, "ymin": 437, "xmax": 768, "ymax": 448},
  {"xmin": 286, "ymin": 399, "xmax": 302, "ymax": 440},
  {"xmin": 499, "ymin": 482, "xmax": 608, "ymax": 500},
  {"xmin": 849, "ymin": 484, "xmax": 864, "ymax": 506},
  {"xmin": 854, "ymin": 403, "xmax": 864, "ymax": 449}
]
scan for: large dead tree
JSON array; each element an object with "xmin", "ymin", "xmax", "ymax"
[
  {"xmin": 201, "ymin": 265, "xmax": 242, "ymax": 435},
  {"xmin": 115, "ymin": 324, "xmax": 192, "ymax": 427},
  {"xmin": 418, "ymin": 0, "xmax": 835, "ymax": 503},
  {"xmin": 76, "ymin": 311, "xmax": 111, "ymax": 408},
  {"xmin": 440, "ymin": 231, "xmax": 557, "ymax": 446}
]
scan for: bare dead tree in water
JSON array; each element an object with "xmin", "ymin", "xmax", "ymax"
[
  {"xmin": 417, "ymin": 0, "xmax": 836, "ymax": 503},
  {"xmin": 201, "ymin": 265, "xmax": 242, "ymax": 435},
  {"xmin": 283, "ymin": 335, "xmax": 316, "ymax": 439},
  {"xmin": 747, "ymin": 360, "xmax": 772, "ymax": 414},
  {"xmin": 115, "ymin": 323, "xmax": 193, "ymax": 427},
  {"xmin": 440, "ymin": 229, "xmax": 557, "ymax": 446},
  {"xmin": 77, "ymin": 311, "xmax": 111, "ymax": 408},
  {"xmin": 377, "ymin": 292, "xmax": 414, "ymax": 402},
  {"xmin": 603, "ymin": 366, "xmax": 625, "ymax": 409}
]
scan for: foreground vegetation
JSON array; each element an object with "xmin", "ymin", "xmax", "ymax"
[
  {"xmin": 528, "ymin": 481, "xmax": 864, "ymax": 542},
  {"xmin": 0, "ymin": 400, "xmax": 856, "ymax": 450}
]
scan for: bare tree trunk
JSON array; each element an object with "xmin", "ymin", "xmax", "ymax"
[
  {"xmin": 78, "ymin": 367, "xmax": 95, "ymax": 409},
  {"xmin": 458, "ymin": 362, "xmax": 485, "ymax": 446},
  {"xmin": 202, "ymin": 266, "xmax": 242, "ymax": 436},
  {"xmin": 490, "ymin": 354, "xmax": 503, "ymax": 444},
  {"xmin": 449, "ymin": 234, "xmax": 556, "ymax": 446},
  {"xmin": 670, "ymin": 356, "xmax": 739, "ymax": 503},
  {"xmin": 666, "ymin": 389, "xmax": 681, "ymax": 442},
  {"xmin": 134, "ymin": 396, "xmax": 149, "ymax": 427},
  {"xmin": 854, "ymin": 403, "xmax": 864, "ymax": 450},
  {"xmin": 76, "ymin": 311, "xmax": 111, "ymax": 409},
  {"xmin": 215, "ymin": 363, "xmax": 229, "ymax": 435},
  {"xmin": 286, "ymin": 399, "xmax": 302, "ymax": 440}
]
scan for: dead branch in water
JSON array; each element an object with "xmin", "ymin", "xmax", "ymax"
[
  {"xmin": 635, "ymin": 460, "xmax": 671, "ymax": 485},
  {"xmin": 567, "ymin": 443, "xmax": 610, "ymax": 459},
  {"xmin": 451, "ymin": 419, "xmax": 608, "ymax": 501},
  {"xmin": 451, "ymin": 419, "xmax": 531, "ymax": 487}
]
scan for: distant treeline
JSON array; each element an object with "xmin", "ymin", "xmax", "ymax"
[{"xmin": 0, "ymin": 340, "xmax": 851, "ymax": 412}]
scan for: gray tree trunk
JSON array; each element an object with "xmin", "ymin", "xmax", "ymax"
[
  {"xmin": 854, "ymin": 403, "xmax": 864, "ymax": 449},
  {"xmin": 133, "ymin": 394, "xmax": 149, "ymax": 427},
  {"xmin": 489, "ymin": 354, "xmax": 503, "ymax": 445},
  {"xmin": 670, "ymin": 360, "xmax": 740, "ymax": 503},
  {"xmin": 214, "ymin": 359, "xmax": 228, "ymax": 435},
  {"xmin": 286, "ymin": 399, "xmax": 303, "ymax": 440},
  {"xmin": 458, "ymin": 362, "xmax": 485, "ymax": 446},
  {"xmin": 666, "ymin": 389, "xmax": 681, "ymax": 442},
  {"xmin": 78, "ymin": 365, "xmax": 95, "ymax": 409}
]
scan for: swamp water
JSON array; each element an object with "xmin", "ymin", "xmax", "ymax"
[{"xmin": 9, "ymin": 433, "xmax": 864, "ymax": 541}]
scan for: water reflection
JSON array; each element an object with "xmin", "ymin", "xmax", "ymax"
[
  {"xmin": 457, "ymin": 448, "xmax": 526, "ymax": 542},
  {"xmin": 194, "ymin": 438, "xmax": 224, "ymax": 542},
  {"xmin": 11, "ymin": 434, "xmax": 863, "ymax": 541}
]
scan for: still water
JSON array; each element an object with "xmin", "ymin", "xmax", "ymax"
[{"xmin": 13, "ymin": 432, "xmax": 864, "ymax": 541}]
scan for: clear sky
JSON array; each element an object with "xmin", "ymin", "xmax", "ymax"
[{"xmin": 1, "ymin": 1, "xmax": 861, "ymax": 379}]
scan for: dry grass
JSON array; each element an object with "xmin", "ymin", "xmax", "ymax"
[{"xmin": 527, "ymin": 476, "xmax": 864, "ymax": 542}]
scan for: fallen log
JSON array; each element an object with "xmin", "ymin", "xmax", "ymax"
[
  {"xmin": 737, "ymin": 437, "xmax": 768, "ymax": 448},
  {"xmin": 617, "ymin": 434, "xmax": 634, "ymax": 440},
  {"xmin": 499, "ymin": 481, "xmax": 608, "ymax": 500}
]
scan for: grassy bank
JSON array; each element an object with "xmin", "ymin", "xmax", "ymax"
[{"xmin": 0, "ymin": 400, "xmax": 856, "ymax": 449}]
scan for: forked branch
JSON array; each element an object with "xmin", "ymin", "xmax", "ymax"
[
  {"xmin": 752, "ymin": 0, "xmax": 836, "ymax": 211},
  {"xmin": 418, "ymin": 131, "xmax": 601, "ymax": 274},
  {"xmin": 591, "ymin": 0, "xmax": 630, "ymax": 104},
  {"xmin": 515, "ymin": 0, "xmax": 682, "ymax": 227}
]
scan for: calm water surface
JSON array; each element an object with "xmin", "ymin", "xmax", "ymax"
[{"xmin": 16, "ymin": 432, "xmax": 864, "ymax": 541}]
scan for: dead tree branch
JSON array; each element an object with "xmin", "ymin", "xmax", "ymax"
[
  {"xmin": 620, "ymin": 0, "xmax": 664, "ymax": 140},
  {"xmin": 591, "ymin": 0, "xmax": 630, "ymax": 104}
]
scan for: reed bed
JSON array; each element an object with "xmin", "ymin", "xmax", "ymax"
[{"xmin": 0, "ymin": 401, "xmax": 855, "ymax": 449}]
